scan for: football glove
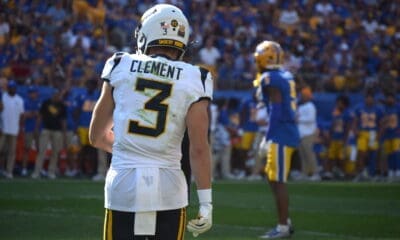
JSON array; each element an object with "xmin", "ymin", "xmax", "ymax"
[
  {"xmin": 187, "ymin": 202, "xmax": 212, "ymax": 237},
  {"xmin": 187, "ymin": 189, "xmax": 212, "ymax": 237}
]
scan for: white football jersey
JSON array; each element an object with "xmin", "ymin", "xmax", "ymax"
[{"xmin": 101, "ymin": 52, "xmax": 213, "ymax": 212}]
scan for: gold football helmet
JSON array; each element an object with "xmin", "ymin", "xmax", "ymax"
[{"xmin": 254, "ymin": 40, "xmax": 284, "ymax": 71}]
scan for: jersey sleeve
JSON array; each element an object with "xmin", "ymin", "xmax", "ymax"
[
  {"xmin": 191, "ymin": 67, "xmax": 213, "ymax": 103},
  {"xmin": 101, "ymin": 52, "xmax": 127, "ymax": 83},
  {"xmin": 201, "ymin": 67, "xmax": 213, "ymax": 100}
]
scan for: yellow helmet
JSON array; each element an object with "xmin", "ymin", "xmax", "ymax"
[{"xmin": 254, "ymin": 41, "xmax": 284, "ymax": 71}]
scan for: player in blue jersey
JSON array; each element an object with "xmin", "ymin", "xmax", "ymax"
[
  {"xmin": 63, "ymin": 89, "xmax": 80, "ymax": 177},
  {"xmin": 238, "ymin": 91, "xmax": 259, "ymax": 176},
  {"xmin": 21, "ymin": 86, "xmax": 41, "ymax": 176},
  {"xmin": 76, "ymin": 79, "xmax": 107, "ymax": 179},
  {"xmin": 381, "ymin": 92, "xmax": 400, "ymax": 180},
  {"xmin": 353, "ymin": 89, "xmax": 384, "ymax": 180},
  {"xmin": 323, "ymin": 95, "xmax": 353, "ymax": 179},
  {"xmin": 254, "ymin": 41, "xmax": 299, "ymax": 239}
]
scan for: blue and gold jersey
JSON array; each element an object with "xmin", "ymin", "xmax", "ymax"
[
  {"xmin": 383, "ymin": 104, "xmax": 400, "ymax": 139},
  {"xmin": 330, "ymin": 108, "xmax": 353, "ymax": 140},
  {"xmin": 239, "ymin": 98, "xmax": 259, "ymax": 132},
  {"xmin": 260, "ymin": 69, "xmax": 299, "ymax": 147},
  {"xmin": 64, "ymin": 92, "xmax": 78, "ymax": 131},
  {"xmin": 77, "ymin": 90, "xmax": 100, "ymax": 128},
  {"xmin": 354, "ymin": 103, "xmax": 383, "ymax": 131}
]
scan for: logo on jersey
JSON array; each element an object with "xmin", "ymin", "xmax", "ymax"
[{"xmin": 143, "ymin": 175, "xmax": 154, "ymax": 186}]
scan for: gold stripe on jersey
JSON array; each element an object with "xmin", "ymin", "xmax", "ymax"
[
  {"xmin": 284, "ymin": 147, "xmax": 294, "ymax": 180},
  {"xmin": 177, "ymin": 208, "xmax": 186, "ymax": 240},
  {"xmin": 265, "ymin": 143, "xmax": 294, "ymax": 183},
  {"xmin": 265, "ymin": 143, "xmax": 278, "ymax": 181},
  {"xmin": 103, "ymin": 209, "xmax": 113, "ymax": 240}
]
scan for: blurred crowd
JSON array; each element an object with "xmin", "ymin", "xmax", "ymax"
[
  {"xmin": 0, "ymin": 0, "xmax": 399, "ymax": 180},
  {"xmin": 0, "ymin": 0, "xmax": 399, "ymax": 92}
]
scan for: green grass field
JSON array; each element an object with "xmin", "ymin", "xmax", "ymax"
[{"xmin": 1, "ymin": 179, "xmax": 399, "ymax": 240}]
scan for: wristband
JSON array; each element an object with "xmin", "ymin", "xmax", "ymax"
[{"xmin": 197, "ymin": 189, "xmax": 212, "ymax": 203}]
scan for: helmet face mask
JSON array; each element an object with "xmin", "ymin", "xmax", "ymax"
[
  {"xmin": 254, "ymin": 41, "xmax": 284, "ymax": 71},
  {"xmin": 135, "ymin": 4, "xmax": 190, "ymax": 59}
]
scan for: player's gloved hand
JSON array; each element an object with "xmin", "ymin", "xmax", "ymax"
[{"xmin": 187, "ymin": 189, "xmax": 212, "ymax": 237}]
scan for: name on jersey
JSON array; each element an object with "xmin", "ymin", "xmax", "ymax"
[{"xmin": 130, "ymin": 60, "xmax": 183, "ymax": 80}]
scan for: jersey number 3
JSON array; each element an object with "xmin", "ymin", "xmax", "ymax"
[{"xmin": 128, "ymin": 78, "xmax": 172, "ymax": 137}]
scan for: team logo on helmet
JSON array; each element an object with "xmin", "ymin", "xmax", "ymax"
[
  {"xmin": 171, "ymin": 19, "xmax": 178, "ymax": 29},
  {"xmin": 178, "ymin": 25, "xmax": 186, "ymax": 37},
  {"xmin": 254, "ymin": 41, "xmax": 284, "ymax": 70}
]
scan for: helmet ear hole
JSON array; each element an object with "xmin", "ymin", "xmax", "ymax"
[{"xmin": 134, "ymin": 23, "xmax": 142, "ymax": 39}]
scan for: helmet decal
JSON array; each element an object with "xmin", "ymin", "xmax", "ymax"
[
  {"xmin": 178, "ymin": 25, "xmax": 185, "ymax": 37},
  {"xmin": 171, "ymin": 19, "xmax": 178, "ymax": 28},
  {"xmin": 135, "ymin": 4, "xmax": 189, "ymax": 59},
  {"xmin": 160, "ymin": 21, "xmax": 170, "ymax": 35}
]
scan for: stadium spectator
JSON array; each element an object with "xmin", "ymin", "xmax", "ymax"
[
  {"xmin": 0, "ymin": 80, "xmax": 24, "ymax": 179},
  {"xmin": 0, "ymin": 1, "xmax": 398, "ymax": 93},
  {"xmin": 0, "ymin": 13, "xmax": 10, "ymax": 45},
  {"xmin": 278, "ymin": 2, "xmax": 300, "ymax": 36},
  {"xmin": 314, "ymin": 0, "xmax": 334, "ymax": 16},
  {"xmin": 31, "ymin": 89, "xmax": 67, "ymax": 179},
  {"xmin": 198, "ymin": 37, "xmax": 221, "ymax": 83}
]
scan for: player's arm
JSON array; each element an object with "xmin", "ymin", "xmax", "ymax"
[
  {"xmin": 89, "ymin": 82, "xmax": 114, "ymax": 153},
  {"xmin": 186, "ymin": 98, "xmax": 212, "ymax": 237},
  {"xmin": 186, "ymin": 99, "xmax": 212, "ymax": 189}
]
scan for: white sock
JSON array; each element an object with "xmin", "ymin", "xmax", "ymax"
[
  {"xmin": 287, "ymin": 218, "xmax": 292, "ymax": 226},
  {"xmin": 277, "ymin": 224, "xmax": 289, "ymax": 232}
]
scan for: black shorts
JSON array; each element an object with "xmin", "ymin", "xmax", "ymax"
[{"xmin": 103, "ymin": 208, "xmax": 186, "ymax": 240}]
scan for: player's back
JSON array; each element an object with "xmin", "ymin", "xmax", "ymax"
[
  {"xmin": 383, "ymin": 104, "xmax": 400, "ymax": 138},
  {"xmin": 355, "ymin": 103, "xmax": 383, "ymax": 131},
  {"xmin": 261, "ymin": 69, "xmax": 299, "ymax": 147},
  {"xmin": 101, "ymin": 52, "xmax": 212, "ymax": 169}
]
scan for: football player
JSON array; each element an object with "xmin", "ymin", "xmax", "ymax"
[
  {"xmin": 89, "ymin": 4, "xmax": 213, "ymax": 239},
  {"xmin": 254, "ymin": 41, "xmax": 299, "ymax": 238},
  {"xmin": 76, "ymin": 79, "xmax": 108, "ymax": 180},
  {"xmin": 323, "ymin": 95, "xmax": 353, "ymax": 179},
  {"xmin": 381, "ymin": 92, "xmax": 400, "ymax": 180},
  {"xmin": 353, "ymin": 89, "xmax": 383, "ymax": 180}
]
